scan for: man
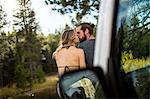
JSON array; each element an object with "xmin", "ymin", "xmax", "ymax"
[{"xmin": 75, "ymin": 22, "xmax": 95, "ymax": 68}]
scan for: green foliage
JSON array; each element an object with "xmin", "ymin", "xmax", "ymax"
[
  {"xmin": 13, "ymin": 0, "xmax": 39, "ymax": 32},
  {"xmin": 134, "ymin": 68, "xmax": 149, "ymax": 98},
  {"xmin": 0, "ymin": 32, "xmax": 16, "ymax": 86},
  {"xmin": 40, "ymin": 32, "xmax": 61, "ymax": 74},
  {"xmin": 0, "ymin": 32, "xmax": 10, "ymax": 60},
  {"xmin": 122, "ymin": 1, "xmax": 150, "ymax": 58},
  {"xmin": 93, "ymin": 25, "xmax": 97, "ymax": 37},
  {"xmin": 0, "ymin": 5, "xmax": 7, "ymax": 31},
  {"xmin": 23, "ymin": 33, "xmax": 42, "ymax": 62},
  {"xmin": 45, "ymin": 0, "xmax": 100, "ymax": 23},
  {"xmin": 121, "ymin": 51, "xmax": 150, "ymax": 73},
  {"xmin": 12, "ymin": 0, "xmax": 45, "ymax": 89},
  {"xmin": 0, "ymin": 0, "xmax": 62, "ymax": 89},
  {"xmin": 15, "ymin": 64, "xmax": 32, "ymax": 89},
  {"xmin": 35, "ymin": 67, "xmax": 45, "ymax": 83},
  {"xmin": 121, "ymin": 51, "xmax": 149, "ymax": 98}
]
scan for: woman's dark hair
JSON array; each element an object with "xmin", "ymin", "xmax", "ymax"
[{"xmin": 77, "ymin": 22, "xmax": 95, "ymax": 35}]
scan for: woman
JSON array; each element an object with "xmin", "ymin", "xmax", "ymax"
[{"xmin": 53, "ymin": 29, "xmax": 86, "ymax": 76}]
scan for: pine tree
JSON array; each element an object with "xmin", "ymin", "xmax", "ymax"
[
  {"xmin": 13, "ymin": 0, "xmax": 44, "ymax": 88},
  {"xmin": 0, "ymin": 5, "xmax": 8, "ymax": 87},
  {"xmin": 122, "ymin": 0, "xmax": 150, "ymax": 58}
]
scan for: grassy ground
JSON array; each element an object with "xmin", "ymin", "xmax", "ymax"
[{"xmin": 0, "ymin": 73, "xmax": 59, "ymax": 99}]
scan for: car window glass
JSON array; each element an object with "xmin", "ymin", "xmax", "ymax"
[
  {"xmin": 59, "ymin": 70, "xmax": 106, "ymax": 99},
  {"xmin": 116, "ymin": 0, "xmax": 150, "ymax": 98}
]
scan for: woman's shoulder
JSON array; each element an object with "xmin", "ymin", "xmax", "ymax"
[{"xmin": 74, "ymin": 47, "xmax": 84, "ymax": 53}]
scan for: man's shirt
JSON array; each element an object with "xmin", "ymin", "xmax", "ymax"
[{"xmin": 78, "ymin": 39, "xmax": 95, "ymax": 68}]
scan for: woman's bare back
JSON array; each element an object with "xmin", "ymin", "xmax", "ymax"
[{"xmin": 55, "ymin": 46, "xmax": 86, "ymax": 75}]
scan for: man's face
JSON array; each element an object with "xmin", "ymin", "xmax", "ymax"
[{"xmin": 75, "ymin": 26, "xmax": 86, "ymax": 42}]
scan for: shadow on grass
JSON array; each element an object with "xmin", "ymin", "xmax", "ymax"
[
  {"xmin": 16, "ymin": 87, "xmax": 58, "ymax": 99},
  {"xmin": 0, "ymin": 73, "xmax": 59, "ymax": 99}
]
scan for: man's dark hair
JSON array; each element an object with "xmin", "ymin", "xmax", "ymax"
[{"xmin": 77, "ymin": 22, "xmax": 95, "ymax": 35}]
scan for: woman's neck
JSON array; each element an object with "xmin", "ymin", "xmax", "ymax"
[{"xmin": 62, "ymin": 43, "xmax": 76, "ymax": 48}]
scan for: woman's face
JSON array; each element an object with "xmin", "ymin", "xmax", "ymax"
[{"xmin": 73, "ymin": 33, "xmax": 80, "ymax": 44}]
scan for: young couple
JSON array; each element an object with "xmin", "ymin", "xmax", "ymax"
[{"xmin": 53, "ymin": 22, "xmax": 95, "ymax": 76}]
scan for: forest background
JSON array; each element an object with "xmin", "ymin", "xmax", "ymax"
[{"xmin": 0, "ymin": 0, "xmax": 149, "ymax": 98}]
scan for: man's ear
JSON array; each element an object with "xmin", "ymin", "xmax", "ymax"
[{"xmin": 85, "ymin": 28, "xmax": 89, "ymax": 35}]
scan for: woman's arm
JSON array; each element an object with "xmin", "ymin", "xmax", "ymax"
[{"xmin": 79, "ymin": 49, "xmax": 86, "ymax": 69}]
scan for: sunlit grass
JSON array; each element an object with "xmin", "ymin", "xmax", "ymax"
[{"xmin": 0, "ymin": 87, "xmax": 18, "ymax": 97}]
